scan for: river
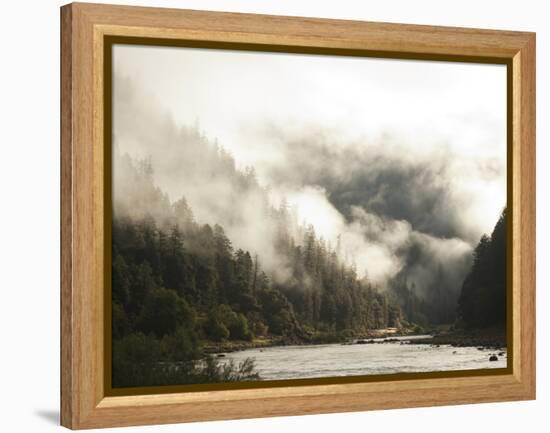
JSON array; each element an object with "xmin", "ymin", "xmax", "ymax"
[{"xmin": 221, "ymin": 335, "xmax": 507, "ymax": 380}]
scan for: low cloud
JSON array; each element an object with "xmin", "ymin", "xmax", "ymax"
[{"xmin": 112, "ymin": 48, "xmax": 506, "ymax": 299}]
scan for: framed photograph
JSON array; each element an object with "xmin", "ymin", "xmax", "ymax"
[{"xmin": 60, "ymin": 3, "xmax": 535, "ymax": 429}]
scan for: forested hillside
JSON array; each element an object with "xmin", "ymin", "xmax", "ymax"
[
  {"xmin": 457, "ymin": 209, "xmax": 507, "ymax": 329},
  {"xmin": 111, "ymin": 125, "xmax": 507, "ymax": 387},
  {"xmin": 112, "ymin": 152, "xmax": 402, "ymax": 387}
]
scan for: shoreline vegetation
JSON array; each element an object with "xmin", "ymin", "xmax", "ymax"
[
  {"xmin": 203, "ymin": 328, "xmax": 408, "ymax": 354},
  {"xmin": 203, "ymin": 327, "xmax": 410, "ymax": 354},
  {"xmin": 203, "ymin": 326, "xmax": 506, "ymax": 355},
  {"xmin": 412, "ymin": 330, "xmax": 506, "ymax": 350},
  {"xmin": 111, "ymin": 144, "xmax": 507, "ymax": 388}
]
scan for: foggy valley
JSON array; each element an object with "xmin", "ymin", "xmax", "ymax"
[{"xmin": 110, "ymin": 46, "xmax": 508, "ymax": 387}]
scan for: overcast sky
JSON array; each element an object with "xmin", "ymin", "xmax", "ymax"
[{"xmin": 112, "ymin": 44, "xmax": 506, "ymax": 286}]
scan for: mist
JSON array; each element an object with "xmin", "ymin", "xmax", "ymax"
[{"xmin": 112, "ymin": 45, "xmax": 506, "ymax": 297}]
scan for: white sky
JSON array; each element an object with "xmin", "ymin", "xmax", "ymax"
[{"xmin": 113, "ymin": 44, "xmax": 506, "ymax": 163}]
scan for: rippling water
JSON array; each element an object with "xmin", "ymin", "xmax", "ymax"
[{"xmin": 222, "ymin": 335, "xmax": 507, "ymax": 380}]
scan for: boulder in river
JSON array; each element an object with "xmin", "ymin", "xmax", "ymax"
[
  {"xmin": 356, "ymin": 339, "xmax": 375, "ymax": 344},
  {"xmin": 489, "ymin": 355, "xmax": 498, "ymax": 361}
]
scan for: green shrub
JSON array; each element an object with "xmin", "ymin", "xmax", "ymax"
[
  {"xmin": 112, "ymin": 332, "xmax": 260, "ymax": 387},
  {"xmin": 205, "ymin": 305, "xmax": 253, "ymax": 341},
  {"xmin": 205, "ymin": 312, "xmax": 230, "ymax": 341},
  {"xmin": 251, "ymin": 319, "xmax": 268, "ymax": 337},
  {"xmin": 137, "ymin": 287, "xmax": 195, "ymax": 338},
  {"xmin": 228, "ymin": 313, "xmax": 252, "ymax": 341},
  {"xmin": 161, "ymin": 326, "xmax": 201, "ymax": 361},
  {"xmin": 112, "ymin": 332, "xmax": 162, "ymax": 387}
]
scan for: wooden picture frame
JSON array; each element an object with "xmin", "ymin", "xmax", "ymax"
[{"xmin": 61, "ymin": 2, "xmax": 535, "ymax": 429}]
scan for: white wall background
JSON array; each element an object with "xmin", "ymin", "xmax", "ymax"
[{"xmin": 0, "ymin": 0, "xmax": 546, "ymax": 431}]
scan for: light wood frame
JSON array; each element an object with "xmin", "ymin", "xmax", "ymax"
[{"xmin": 61, "ymin": 2, "xmax": 536, "ymax": 429}]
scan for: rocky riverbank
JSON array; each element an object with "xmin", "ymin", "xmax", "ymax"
[
  {"xmin": 204, "ymin": 326, "xmax": 507, "ymax": 355},
  {"xmin": 202, "ymin": 336, "xmax": 285, "ymax": 354},
  {"xmin": 409, "ymin": 329, "xmax": 507, "ymax": 350},
  {"xmin": 203, "ymin": 327, "xmax": 417, "ymax": 354}
]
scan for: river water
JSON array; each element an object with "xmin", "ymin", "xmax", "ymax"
[{"xmin": 222, "ymin": 335, "xmax": 507, "ymax": 380}]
